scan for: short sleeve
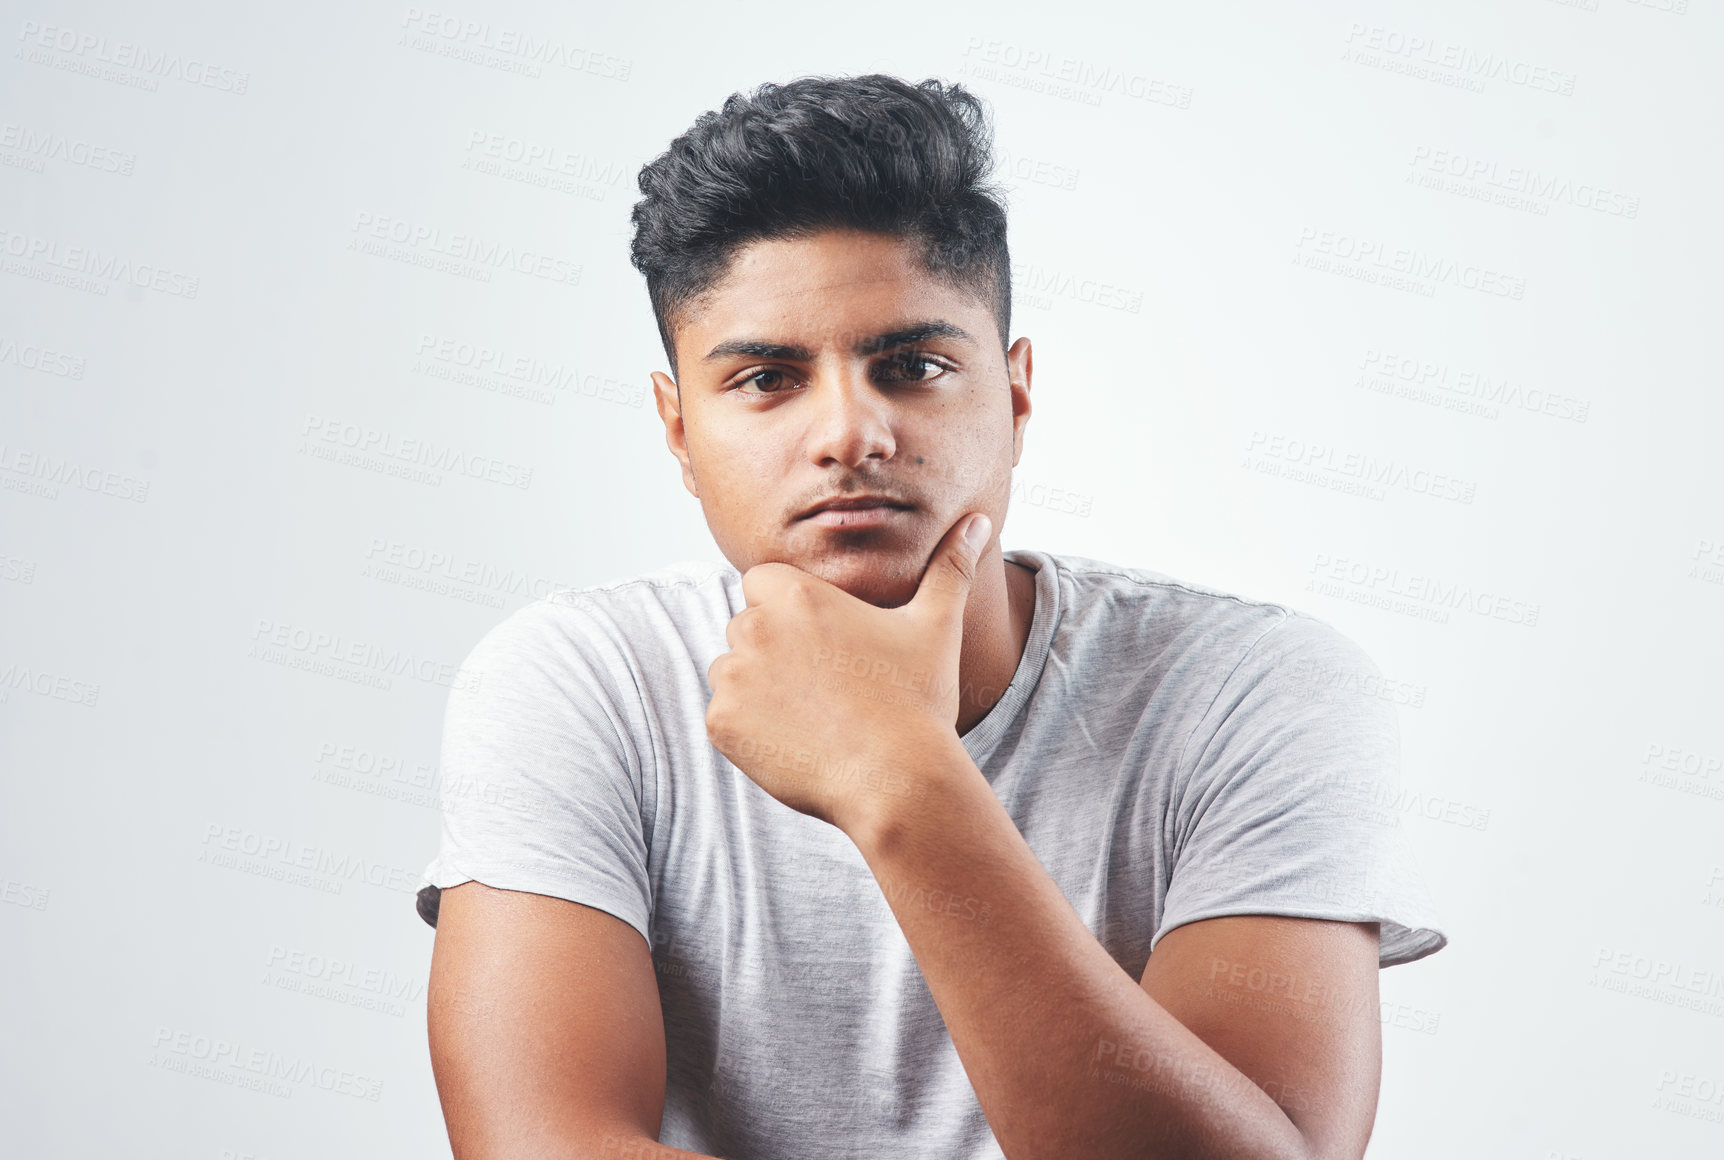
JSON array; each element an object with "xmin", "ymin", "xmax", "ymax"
[
  {"xmin": 417, "ymin": 596, "xmax": 653, "ymax": 947},
  {"xmin": 1153, "ymin": 611, "xmax": 1448, "ymax": 968}
]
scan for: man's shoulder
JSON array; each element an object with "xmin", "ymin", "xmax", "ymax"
[
  {"xmin": 1025, "ymin": 549, "xmax": 1375, "ymax": 687},
  {"xmin": 1029, "ymin": 549, "xmax": 1312, "ymax": 636},
  {"xmin": 539, "ymin": 557, "xmax": 737, "ymax": 604}
]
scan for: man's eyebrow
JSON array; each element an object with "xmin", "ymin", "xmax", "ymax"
[
  {"xmin": 701, "ymin": 320, "xmax": 975, "ymax": 363},
  {"xmin": 702, "ymin": 338, "xmax": 814, "ymax": 363},
  {"xmin": 855, "ymin": 320, "xmax": 974, "ymax": 355}
]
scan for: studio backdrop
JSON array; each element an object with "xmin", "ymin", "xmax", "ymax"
[{"xmin": 2, "ymin": 1, "xmax": 1720, "ymax": 1157}]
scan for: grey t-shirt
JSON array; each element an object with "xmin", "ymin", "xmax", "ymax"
[{"xmin": 419, "ymin": 548, "xmax": 1448, "ymax": 1159}]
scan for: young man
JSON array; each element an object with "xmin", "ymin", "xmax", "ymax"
[{"xmin": 417, "ymin": 75, "xmax": 1447, "ymax": 1160}]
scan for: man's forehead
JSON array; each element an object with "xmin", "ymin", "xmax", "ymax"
[
  {"xmin": 707, "ymin": 269, "xmax": 937, "ymax": 319},
  {"xmin": 700, "ymin": 319, "xmax": 978, "ymax": 365},
  {"xmin": 668, "ymin": 231, "xmax": 996, "ymax": 367},
  {"xmin": 721, "ymin": 250, "xmax": 945, "ymax": 308},
  {"xmin": 687, "ymin": 272, "xmax": 984, "ymax": 350},
  {"xmin": 728, "ymin": 228, "xmax": 923, "ymax": 272}
]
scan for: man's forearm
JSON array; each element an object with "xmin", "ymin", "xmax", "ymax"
[
  {"xmin": 595, "ymin": 1132, "xmax": 724, "ymax": 1160},
  {"xmin": 845, "ymin": 729, "xmax": 1314, "ymax": 1160}
]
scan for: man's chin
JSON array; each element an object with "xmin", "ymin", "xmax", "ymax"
[{"xmin": 793, "ymin": 552, "xmax": 924, "ymax": 609}]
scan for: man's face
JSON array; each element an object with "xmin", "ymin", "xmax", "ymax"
[{"xmin": 652, "ymin": 228, "xmax": 1032, "ymax": 609}]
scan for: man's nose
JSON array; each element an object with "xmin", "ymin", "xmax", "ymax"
[{"xmin": 803, "ymin": 367, "xmax": 896, "ymax": 468}]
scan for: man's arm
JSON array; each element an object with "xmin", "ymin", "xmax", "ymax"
[
  {"xmin": 849, "ymin": 731, "xmax": 1383, "ymax": 1160},
  {"xmin": 428, "ymin": 882, "xmax": 725, "ymax": 1160},
  {"xmin": 1136, "ymin": 915, "xmax": 1381, "ymax": 1159}
]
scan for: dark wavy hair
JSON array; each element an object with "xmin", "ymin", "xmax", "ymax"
[{"xmin": 629, "ymin": 74, "xmax": 1012, "ymax": 377}]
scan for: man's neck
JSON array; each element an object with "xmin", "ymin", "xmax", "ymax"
[{"xmin": 955, "ymin": 555, "xmax": 1037, "ymax": 737}]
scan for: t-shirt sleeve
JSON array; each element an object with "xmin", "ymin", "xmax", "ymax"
[
  {"xmin": 416, "ymin": 595, "xmax": 654, "ymax": 947},
  {"xmin": 1153, "ymin": 610, "xmax": 1448, "ymax": 968}
]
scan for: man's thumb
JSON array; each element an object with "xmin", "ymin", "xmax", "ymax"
[{"xmin": 916, "ymin": 512, "xmax": 990, "ymax": 614}]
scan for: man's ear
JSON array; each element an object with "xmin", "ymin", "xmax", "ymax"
[
  {"xmin": 1007, "ymin": 337, "xmax": 1033, "ymax": 467},
  {"xmin": 652, "ymin": 370, "xmax": 699, "ymax": 498}
]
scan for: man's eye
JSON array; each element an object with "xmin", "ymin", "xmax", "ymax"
[
  {"xmin": 736, "ymin": 369, "xmax": 799, "ymax": 394},
  {"xmin": 875, "ymin": 354, "xmax": 947, "ymax": 383}
]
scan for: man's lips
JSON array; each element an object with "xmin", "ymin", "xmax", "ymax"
[
  {"xmin": 801, "ymin": 504, "xmax": 914, "ymax": 530},
  {"xmin": 796, "ymin": 495, "xmax": 915, "ymax": 520}
]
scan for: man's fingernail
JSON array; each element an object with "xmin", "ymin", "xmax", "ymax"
[{"xmin": 963, "ymin": 514, "xmax": 991, "ymax": 552}]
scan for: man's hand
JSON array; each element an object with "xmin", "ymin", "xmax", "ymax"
[{"xmin": 705, "ymin": 510, "xmax": 992, "ymax": 835}]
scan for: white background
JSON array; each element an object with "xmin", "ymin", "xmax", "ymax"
[{"xmin": 3, "ymin": 1, "xmax": 1721, "ymax": 1157}]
